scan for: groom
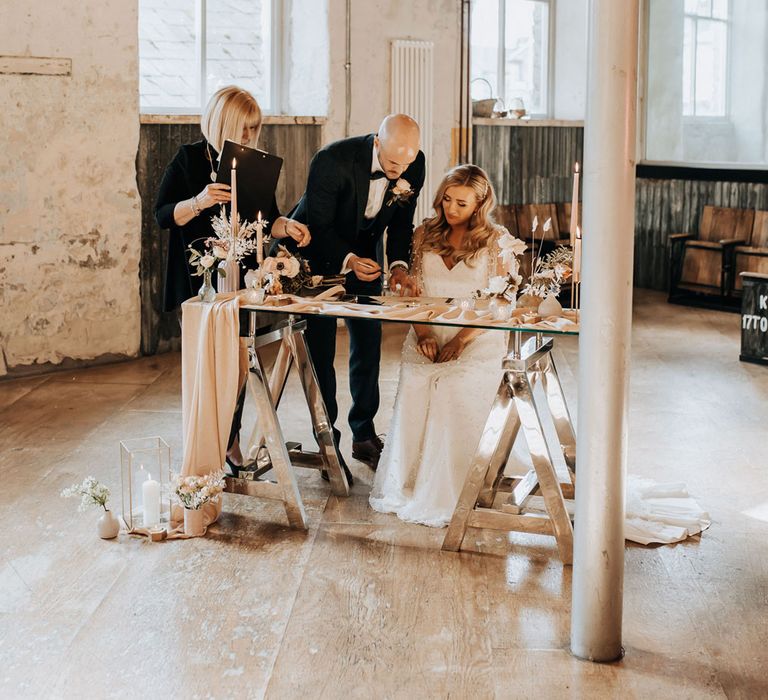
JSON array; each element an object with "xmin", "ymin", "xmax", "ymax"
[{"xmin": 290, "ymin": 114, "xmax": 425, "ymax": 478}]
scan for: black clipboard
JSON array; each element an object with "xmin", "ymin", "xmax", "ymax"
[{"xmin": 216, "ymin": 140, "xmax": 283, "ymax": 222}]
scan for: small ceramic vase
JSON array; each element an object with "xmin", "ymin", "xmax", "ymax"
[
  {"xmin": 184, "ymin": 507, "xmax": 205, "ymax": 537},
  {"xmin": 538, "ymin": 293, "xmax": 563, "ymax": 317},
  {"xmin": 98, "ymin": 509, "xmax": 120, "ymax": 539}
]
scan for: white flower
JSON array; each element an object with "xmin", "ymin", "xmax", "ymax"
[
  {"xmin": 61, "ymin": 476, "xmax": 110, "ymax": 511},
  {"xmin": 498, "ymin": 232, "xmax": 527, "ymax": 257},
  {"xmin": 261, "ymin": 257, "xmax": 278, "ymax": 275},
  {"xmin": 244, "ymin": 269, "xmax": 261, "ymax": 289},
  {"xmin": 543, "ymin": 217, "xmax": 552, "ymax": 232},
  {"xmin": 280, "ymin": 257, "xmax": 300, "ymax": 278},
  {"xmin": 200, "ymin": 255, "xmax": 215, "ymax": 269},
  {"xmin": 170, "ymin": 470, "xmax": 225, "ymax": 510},
  {"xmin": 393, "ymin": 178, "xmax": 412, "ymax": 195},
  {"xmin": 212, "ymin": 244, "xmax": 228, "ymax": 259},
  {"xmin": 488, "ymin": 276, "xmax": 509, "ymax": 295},
  {"xmin": 531, "ymin": 215, "xmax": 539, "ymax": 232}
]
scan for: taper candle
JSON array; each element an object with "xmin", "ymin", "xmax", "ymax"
[
  {"xmin": 231, "ymin": 158, "xmax": 238, "ymax": 239},
  {"xmin": 573, "ymin": 226, "xmax": 582, "ymax": 283},
  {"xmin": 256, "ymin": 210, "xmax": 264, "ymax": 264},
  {"xmin": 570, "ymin": 162, "xmax": 580, "ymax": 248}
]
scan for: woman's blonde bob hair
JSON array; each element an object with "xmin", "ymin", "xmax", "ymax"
[
  {"xmin": 200, "ymin": 86, "xmax": 262, "ymax": 154},
  {"xmin": 419, "ymin": 164, "xmax": 499, "ymax": 265}
]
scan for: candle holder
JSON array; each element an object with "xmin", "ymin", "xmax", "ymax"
[{"xmin": 119, "ymin": 436, "xmax": 171, "ymax": 533}]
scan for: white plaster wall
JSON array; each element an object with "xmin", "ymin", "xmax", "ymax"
[
  {"xmin": 325, "ymin": 0, "xmax": 462, "ymax": 184},
  {"xmin": 0, "ymin": 1, "xmax": 142, "ymax": 373},
  {"xmin": 553, "ymin": 0, "xmax": 588, "ymax": 120},
  {"xmin": 287, "ymin": 0, "xmax": 330, "ymax": 115},
  {"xmin": 645, "ymin": 0, "xmax": 684, "ymax": 162},
  {"xmin": 730, "ymin": 0, "xmax": 768, "ymax": 163}
]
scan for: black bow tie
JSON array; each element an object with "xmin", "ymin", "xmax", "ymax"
[{"xmin": 370, "ymin": 171, "xmax": 387, "ymax": 180}]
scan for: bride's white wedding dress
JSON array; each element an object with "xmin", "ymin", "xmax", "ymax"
[
  {"xmin": 370, "ymin": 241, "xmax": 711, "ymax": 544},
  {"xmin": 370, "ymin": 247, "xmax": 507, "ymax": 527}
]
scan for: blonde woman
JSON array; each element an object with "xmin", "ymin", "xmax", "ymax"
[
  {"xmin": 155, "ymin": 85, "xmax": 309, "ymax": 312},
  {"xmin": 155, "ymin": 86, "xmax": 309, "ymax": 472},
  {"xmin": 370, "ymin": 165, "xmax": 514, "ymax": 527}
]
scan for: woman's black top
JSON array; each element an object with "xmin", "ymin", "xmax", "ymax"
[{"xmin": 154, "ymin": 139, "xmax": 280, "ymax": 311}]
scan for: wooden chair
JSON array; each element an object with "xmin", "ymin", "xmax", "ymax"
[
  {"xmin": 734, "ymin": 211, "xmax": 768, "ymax": 292},
  {"xmin": 669, "ymin": 205, "xmax": 754, "ymax": 301},
  {"xmin": 516, "ymin": 203, "xmax": 560, "ymax": 242}
]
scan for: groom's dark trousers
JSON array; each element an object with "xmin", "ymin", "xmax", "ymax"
[
  {"xmin": 287, "ymin": 133, "xmax": 425, "ymax": 447},
  {"xmin": 305, "ymin": 277, "xmax": 382, "ymax": 445}
]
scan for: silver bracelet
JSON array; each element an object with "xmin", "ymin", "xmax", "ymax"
[{"xmin": 190, "ymin": 195, "xmax": 201, "ymax": 217}]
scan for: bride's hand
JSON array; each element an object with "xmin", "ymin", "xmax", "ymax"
[
  {"xmin": 389, "ymin": 267, "xmax": 420, "ymax": 296},
  {"xmin": 436, "ymin": 334, "xmax": 468, "ymax": 363},
  {"xmin": 415, "ymin": 332, "xmax": 439, "ymax": 362}
]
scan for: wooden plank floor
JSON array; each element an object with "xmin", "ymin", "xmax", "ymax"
[{"xmin": 1, "ymin": 290, "xmax": 766, "ymax": 699}]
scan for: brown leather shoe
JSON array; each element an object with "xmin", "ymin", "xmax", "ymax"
[{"xmin": 352, "ymin": 437, "xmax": 384, "ymax": 470}]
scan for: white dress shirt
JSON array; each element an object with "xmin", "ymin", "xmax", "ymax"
[{"xmin": 341, "ymin": 143, "xmax": 409, "ymax": 275}]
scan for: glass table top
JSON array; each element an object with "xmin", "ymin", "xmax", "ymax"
[{"xmin": 239, "ymin": 293, "xmax": 580, "ymax": 336}]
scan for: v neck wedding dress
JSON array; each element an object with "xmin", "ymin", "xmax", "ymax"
[{"xmin": 369, "ymin": 248, "xmax": 508, "ymax": 527}]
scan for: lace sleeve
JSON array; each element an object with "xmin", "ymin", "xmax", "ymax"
[
  {"xmin": 487, "ymin": 226, "xmax": 509, "ymax": 283},
  {"xmin": 410, "ymin": 223, "xmax": 426, "ymax": 294}
]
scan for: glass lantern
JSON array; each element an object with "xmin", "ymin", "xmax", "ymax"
[{"xmin": 120, "ymin": 437, "xmax": 171, "ymax": 532}]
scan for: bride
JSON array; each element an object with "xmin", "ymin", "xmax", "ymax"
[
  {"xmin": 370, "ymin": 164, "xmax": 711, "ymax": 544},
  {"xmin": 370, "ymin": 164, "xmax": 515, "ymax": 527}
]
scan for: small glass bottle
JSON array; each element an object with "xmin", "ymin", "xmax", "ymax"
[{"xmin": 198, "ymin": 269, "xmax": 216, "ymax": 303}]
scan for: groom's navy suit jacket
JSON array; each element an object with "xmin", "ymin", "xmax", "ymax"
[{"xmin": 289, "ymin": 134, "xmax": 426, "ymax": 276}]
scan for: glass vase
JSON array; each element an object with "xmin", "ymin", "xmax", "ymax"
[{"xmin": 198, "ymin": 269, "xmax": 216, "ymax": 303}]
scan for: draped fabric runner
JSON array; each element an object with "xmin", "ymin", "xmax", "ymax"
[{"xmin": 173, "ymin": 293, "xmax": 243, "ymax": 535}]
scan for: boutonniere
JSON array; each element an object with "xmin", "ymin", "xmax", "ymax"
[{"xmin": 386, "ymin": 178, "xmax": 414, "ymax": 207}]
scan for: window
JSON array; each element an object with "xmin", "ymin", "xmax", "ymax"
[
  {"xmin": 470, "ymin": 0, "xmax": 551, "ymax": 116},
  {"xmin": 139, "ymin": 0, "xmax": 274, "ymax": 113},
  {"xmin": 683, "ymin": 0, "xmax": 729, "ymax": 117},
  {"xmin": 644, "ymin": 0, "xmax": 767, "ymax": 167}
]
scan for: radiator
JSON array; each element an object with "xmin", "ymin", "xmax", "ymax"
[{"xmin": 390, "ymin": 39, "xmax": 434, "ymax": 227}]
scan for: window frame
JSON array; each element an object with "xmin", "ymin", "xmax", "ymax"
[
  {"xmin": 139, "ymin": 0, "xmax": 284, "ymax": 116},
  {"xmin": 471, "ymin": 0, "xmax": 554, "ymax": 118},
  {"xmin": 682, "ymin": 0, "xmax": 731, "ymax": 121}
]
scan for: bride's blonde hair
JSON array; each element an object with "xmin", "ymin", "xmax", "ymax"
[{"xmin": 419, "ymin": 164, "xmax": 498, "ymax": 265}]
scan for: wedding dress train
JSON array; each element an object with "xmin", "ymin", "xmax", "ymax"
[{"xmin": 370, "ymin": 248, "xmax": 711, "ymax": 545}]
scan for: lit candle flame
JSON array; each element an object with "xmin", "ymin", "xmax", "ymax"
[
  {"xmin": 575, "ymin": 162, "xmax": 580, "ymax": 173},
  {"xmin": 576, "ymin": 225, "xmax": 582, "ymax": 239},
  {"xmin": 232, "ymin": 157, "xmax": 237, "ymax": 169}
]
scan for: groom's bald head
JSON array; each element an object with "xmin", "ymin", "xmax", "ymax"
[{"xmin": 375, "ymin": 114, "xmax": 420, "ymax": 180}]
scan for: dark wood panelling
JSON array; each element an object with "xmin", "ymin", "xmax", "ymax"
[
  {"xmin": 136, "ymin": 122, "xmax": 322, "ymax": 355},
  {"xmin": 473, "ymin": 123, "xmax": 768, "ymax": 292},
  {"xmin": 473, "ymin": 124, "xmax": 583, "ymax": 205}
]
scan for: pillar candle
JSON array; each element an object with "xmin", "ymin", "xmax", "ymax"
[
  {"xmin": 142, "ymin": 472, "xmax": 161, "ymax": 528},
  {"xmin": 570, "ymin": 162, "xmax": 580, "ymax": 248}
]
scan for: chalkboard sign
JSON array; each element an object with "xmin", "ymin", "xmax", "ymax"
[{"xmin": 740, "ymin": 272, "xmax": 768, "ymax": 365}]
